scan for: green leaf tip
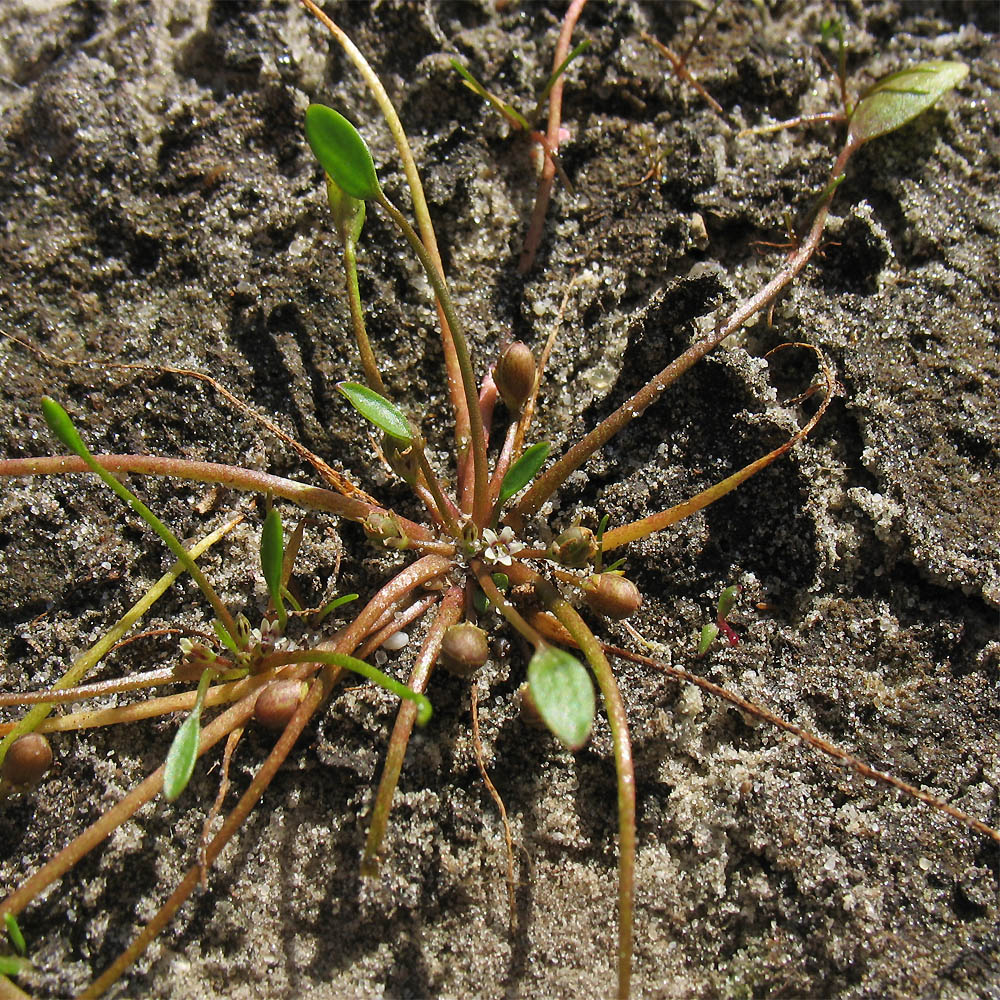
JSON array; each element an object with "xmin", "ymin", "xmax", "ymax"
[
  {"xmin": 527, "ymin": 645, "xmax": 595, "ymax": 750},
  {"xmin": 162, "ymin": 709, "xmax": 201, "ymax": 802},
  {"xmin": 696, "ymin": 623, "xmax": 719, "ymax": 657},
  {"xmin": 260, "ymin": 508, "xmax": 284, "ymax": 597},
  {"xmin": 499, "ymin": 441, "xmax": 550, "ymax": 505},
  {"xmin": 716, "ymin": 584, "xmax": 741, "ymax": 622},
  {"xmin": 337, "ymin": 381, "xmax": 412, "ymax": 443},
  {"xmin": 260, "ymin": 507, "xmax": 287, "ymax": 630},
  {"xmin": 5, "ymin": 913, "xmax": 26, "ymax": 956},
  {"xmin": 162, "ymin": 669, "xmax": 213, "ymax": 802},
  {"xmin": 305, "ymin": 103, "xmax": 381, "ymax": 201},
  {"xmin": 849, "ymin": 60, "xmax": 968, "ymax": 145},
  {"xmin": 41, "ymin": 396, "xmax": 87, "ymax": 457},
  {"xmin": 415, "ymin": 694, "xmax": 433, "ymax": 727}
]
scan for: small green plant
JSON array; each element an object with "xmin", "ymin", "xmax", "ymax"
[{"xmin": 0, "ymin": 5, "xmax": 990, "ymax": 998}]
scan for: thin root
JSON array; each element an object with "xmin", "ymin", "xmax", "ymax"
[{"xmin": 471, "ymin": 684, "xmax": 518, "ymax": 933}]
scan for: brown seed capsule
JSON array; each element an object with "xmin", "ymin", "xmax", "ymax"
[
  {"xmin": 254, "ymin": 680, "xmax": 309, "ymax": 730},
  {"xmin": 547, "ymin": 526, "xmax": 598, "ymax": 568},
  {"xmin": 440, "ymin": 622, "xmax": 490, "ymax": 678},
  {"xmin": 582, "ymin": 573, "xmax": 643, "ymax": 620},
  {"xmin": 516, "ymin": 682, "xmax": 546, "ymax": 730},
  {"xmin": 496, "ymin": 341, "xmax": 536, "ymax": 413},
  {"xmin": 2, "ymin": 733, "xmax": 53, "ymax": 786}
]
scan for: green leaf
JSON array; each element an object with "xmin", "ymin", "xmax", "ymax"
[
  {"xmin": 5, "ymin": 913, "xmax": 26, "ymax": 956},
  {"xmin": 716, "ymin": 584, "xmax": 741, "ymax": 622},
  {"xmin": 848, "ymin": 61, "xmax": 968, "ymax": 145},
  {"xmin": 337, "ymin": 381, "xmax": 412, "ymax": 443},
  {"xmin": 537, "ymin": 39, "xmax": 591, "ymax": 104},
  {"xmin": 314, "ymin": 592, "xmax": 359, "ymax": 624},
  {"xmin": 162, "ymin": 669, "xmax": 213, "ymax": 802},
  {"xmin": 527, "ymin": 645, "xmax": 595, "ymax": 750},
  {"xmin": 450, "ymin": 59, "xmax": 530, "ymax": 130},
  {"xmin": 213, "ymin": 619, "xmax": 240, "ymax": 657},
  {"xmin": 499, "ymin": 441, "xmax": 550, "ymax": 505},
  {"xmin": 162, "ymin": 709, "xmax": 201, "ymax": 802},
  {"xmin": 696, "ymin": 623, "xmax": 720, "ymax": 657},
  {"xmin": 0, "ymin": 955, "xmax": 30, "ymax": 977},
  {"xmin": 315, "ymin": 650, "xmax": 433, "ymax": 726},
  {"xmin": 819, "ymin": 16, "xmax": 843, "ymax": 45},
  {"xmin": 305, "ymin": 104, "xmax": 381, "ymax": 201},
  {"xmin": 260, "ymin": 508, "xmax": 287, "ymax": 630},
  {"xmin": 40, "ymin": 398, "xmax": 235, "ymax": 633},
  {"xmin": 260, "ymin": 508, "xmax": 284, "ymax": 599},
  {"xmin": 41, "ymin": 395, "xmax": 88, "ymax": 454}
]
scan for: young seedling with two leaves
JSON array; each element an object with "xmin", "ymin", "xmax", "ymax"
[{"xmin": 0, "ymin": 4, "xmax": 991, "ymax": 997}]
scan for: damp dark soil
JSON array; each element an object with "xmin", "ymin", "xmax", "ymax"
[{"xmin": 1, "ymin": 2, "xmax": 998, "ymax": 998}]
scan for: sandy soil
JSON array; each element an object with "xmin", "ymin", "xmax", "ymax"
[{"xmin": 1, "ymin": 2, "xmax": 998, "ymax": 997}]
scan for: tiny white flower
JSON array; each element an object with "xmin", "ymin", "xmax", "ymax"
[{"xmin": 482, "ymin": 526, "xmax": 524, "ymax": 567}]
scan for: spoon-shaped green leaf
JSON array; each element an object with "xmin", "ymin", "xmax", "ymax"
[
  {"xmin": 162, "ymin": 668, "xmax": 214, "ymax": 802},
  {"xmin": 527, "ymin": 645, "xmax": 595, "ymax": 750},
  {"xmin": 337, "ymin": 381, "xmax": 412, "ymax": 443},
  {"xmin": 848, "ymin": 60, "xmax": 968, "ymax": 145},
  {"xmin": 305, "ymin": 104, "xmax": 382, "ymax": 201}
]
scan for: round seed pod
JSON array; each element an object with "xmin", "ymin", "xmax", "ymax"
[
  {"xmin": 2, "ymin": 733, "xmax": 53, "ymax": 786},
  {"xmin": 496, "ymin": 341, "xmax": 536, "ymax": 413},
  {"xmin": 547, "ymin": 526, "xmax": 598, "ymax": 567},
  {"xmin": 440, "ymin": 622, "xmax": 489, "ymax": 678},
  {"xmin": 582, "ymin": 573, "xmax": 643, "ymax": 620},
  {"xmin": 254, "ymin": 680, "xmax": 309, "ymax": 730}
]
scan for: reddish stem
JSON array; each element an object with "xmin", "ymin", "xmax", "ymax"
[
  {"xmin": 518, "ymin": 0, "xmax": 588, "ymax": 272},
  {"xmin": 362, "ymin": 587, "xmax": 463, "ymax": 872}
]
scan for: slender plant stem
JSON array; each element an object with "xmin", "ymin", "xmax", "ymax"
[
  {"xmin": 341, "ymin": 221, "xmax": 386, "ymax": 395},
  {"xmin": 262, "ymin": 649, "xmax": 432, "ymax": 724},
  {"xmin": 376, "ymin": 192, "xmax": 490, "ymax": 525},
  {"xmin": 0, "ymin": 691, "xmax": 260, "ymax": 923},
  {"xmin": 81, "ymin": 665, "xmax": 343, "ymax": 998},
  {"xmin": 519, "ymin": 0, "xmax": 589, "ymax": 272},
  {"xmin": 299, "ymin": 0, "xmax": 471, "ymax": 471},
  {"xmin": 461, "ymin": 372, "xmax": 498, "ymax": 513},
  {"xmin": 531, "ymin": 612, "xmax": 1000, "ymax": 848},
  {"xmin": 473, "ymin": 563, "xmax": 544, "ymax": 647},
  {"xmin": 602, "ymin": 346, "xmax": 834, "ymax": 549},
  {"xmin": 0, "ymin": 666, "xmax": 214, "ymax": 707},
  {"xmin": 356, "ymin": 594, "xmax": 439, "ymax": 662},
  {"xmin": 510, "ymin": 139, "xmax": 858, "ymax": 525},
  {"xmin": 362, "ymin": 587, "xmax": 463, "ymax": 872},
  {"xmin": 0, "ymin": 672, "xmax": 286, "ymax": 736},
  {"xmin": 535, "ymin": 579, "xmax": 635, "ymax": 1000},
  {"xmin": 488, "ymin": 422, "xmax": 519, "ymax": 507},
  {"xmin": 415, "ymin": 446, "xmax": 462, "ymax": 537},
  {"xmin": 0, "ymin": 517, "xmax": 239, "ymax": 762},
  {"xmin": 335, "ymin": 554, "xmax": 454, "ymax": 655},
  {"xmin": 44, "ymin": 407, "xmax": 238, "ymax": 641},
  {"xmin": 0, "ymin": 454, "xmax": 439, "ymax": 544},
  {"xmin": 470, "ymin": 684, "xmax": 518, "ymax": 931}
]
